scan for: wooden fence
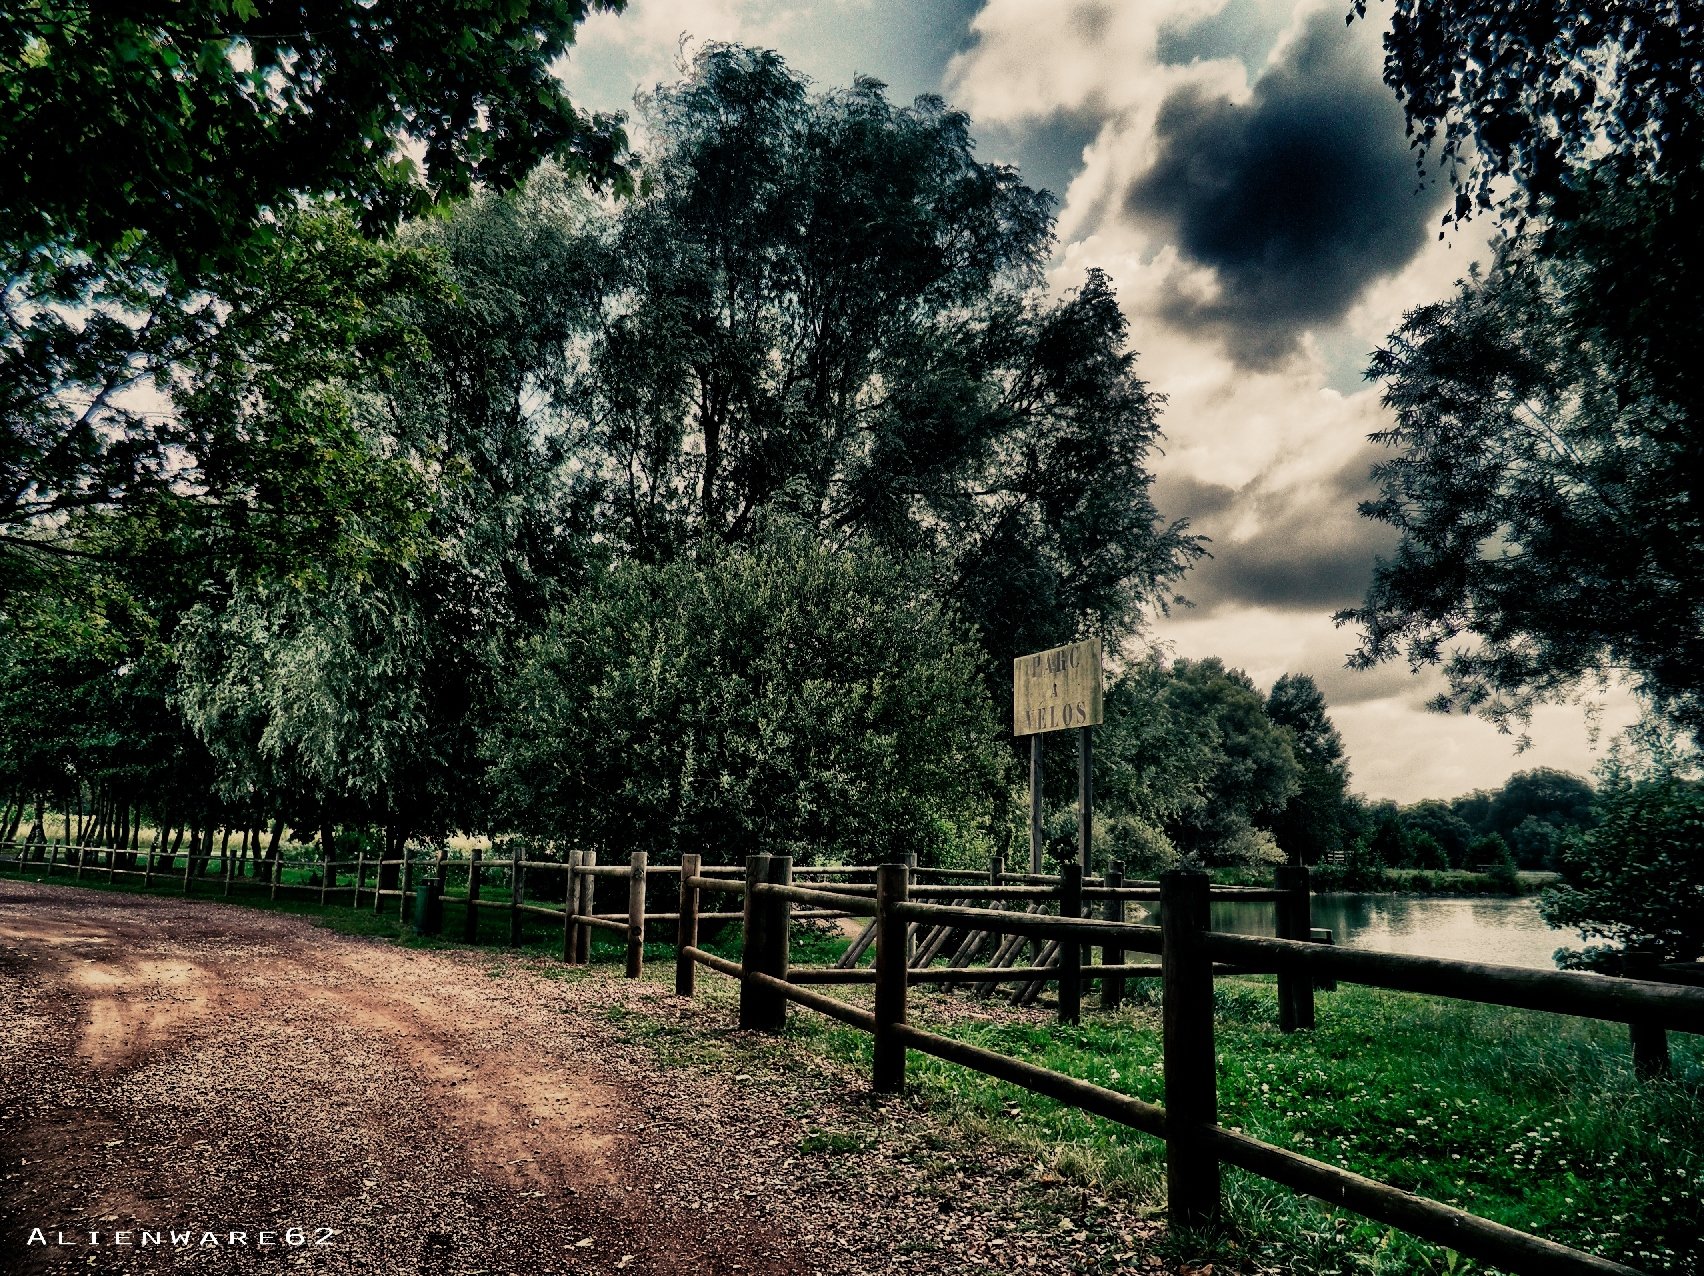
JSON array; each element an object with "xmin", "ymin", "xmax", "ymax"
[
  {"xmin": 6, "ymin": 841, "xmax": 1699, "ymax": 1273},
  {"xmin": 672, "ymin": 857, "xmax": 1701, "ymax": 1276}
]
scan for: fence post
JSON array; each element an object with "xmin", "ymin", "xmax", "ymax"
[
  {"xmin": 1161, "ymin": 868, "xmax": 1220, "ymax": 1231},
  {"xmin": 1275, "ymin": 864, "xmax": 1315, "ymax": 1032},
  {"xmin": 508, "ymin": 842, "xmax": 523, "ymax": 947},
  {"xmin": 873, "ymin": 862, "xmax": 911, "ymax": 1094},
  {"xmin": 676, "ymin": 853, "xmax": 701, "ymax": 997},
  {"xmin": 1059, "ymin": 861, "xmax": 1083, "ymax": 1024},
  {"xmin": 903, "ymin": 851, "xmax": 918, "ymax": 964},
  {"xmin": 575, "ymin": 850, "xmax": 596, "ymax": 963},
  {"xmin": 143, "ymin": 841, "xmax": 154, "ymax": 888},
  {"xmin": 180, "ymin": 841, "xmax": 193, "ymax": 895},
  {"xmin": 108, "ymin": 844, "xmax": 117, "ymax": 884},
  {"xmin": 1625, "ymin": 949, "xmax": 1672, "ymax": 1079},
  {"xmin": 625, "ymin": 851, "xmax": 649, "ymax": 978},
  {"xmin": 464, "ymin": 847, "xmax": 482, "ymax": 941},
  {"xmin": 74, "ymin": 844, "xmax": 84, "ymax": 881},
  {"xmin": 739, "ymin": 854, "xmax": 773, "ymax": 1030},
  {"xmin": 353, "ymin": 852, "xmax": 364, "ymax": 909},
  {"xmin": 1102, "ymin": 861, "xmax": 1126, "ymax": 1010},
  {"xmin": 222, "ymin": 842, "xmax": 234, "ymax": 897},
  {"xmin": 768, "ymin": 856, "xmax": 792, "ymax": 1023},
  {"xmin": 563, "ymin": 850, "xmax": 580, "ymax": 963},
  {"xmin": 400, "ymin": 853, "xmax": 413, "ymax": 924}
]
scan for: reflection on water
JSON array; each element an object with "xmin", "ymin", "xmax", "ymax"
[{"xmin": 1143, "ymin": 894, "xmax": 1570, "ymax": 970}]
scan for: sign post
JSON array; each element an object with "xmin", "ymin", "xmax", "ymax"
[{"xmin": 1013, "ymin": 639, "xmax": 1104, "ymax": 874}]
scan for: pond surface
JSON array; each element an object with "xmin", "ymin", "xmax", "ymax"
[{"xmin": 1142, "ymin": 894, "xmax": 1572, "ymax": 971}]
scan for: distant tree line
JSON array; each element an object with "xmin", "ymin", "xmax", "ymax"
[{"xmin": 1361, "ymin": 768, "xmax": 1597, "ymax": 875}]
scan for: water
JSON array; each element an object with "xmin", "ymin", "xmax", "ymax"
[{"xmin": 1144, "ymin": 894, "xmax": 1572, "ymax": 971}]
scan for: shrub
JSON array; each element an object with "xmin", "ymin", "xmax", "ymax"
[
  {"xmin": 486, "ymin": 525, "xmax": 1006, "ymax": 867},
  {"xmin": 1541, "ymin": 776, "xmax": 1704, "ymax": 966}
]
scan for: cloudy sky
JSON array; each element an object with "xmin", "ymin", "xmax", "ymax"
[{"xmin": 557, "ymin": 0, "xmax": 1637, "ymax": 803}]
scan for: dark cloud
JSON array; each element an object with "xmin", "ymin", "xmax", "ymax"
[
  {"xmin": 1127, "ymin": 8, "xmax": 1434, "ymax": 367},
  {"xmin": 1169, "ymin": 444, "xmax": 1398, "ymax": 613},
  {"xmin": 1310, "ymin": 656, "xmax": 1436, "ymax": 708},
  {"xmin": 1151, "ymin": 472, "xmax": 1239, "ymax": 524}
]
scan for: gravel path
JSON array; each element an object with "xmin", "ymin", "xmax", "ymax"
[{"xmin": 0, "ymin": 881, "xmax": 1174, "ymax": 1275}]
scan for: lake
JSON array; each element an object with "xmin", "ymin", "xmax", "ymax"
[{"xmin": 1140, "ymin": 893, "xmax": 1573, "ymax": 971}]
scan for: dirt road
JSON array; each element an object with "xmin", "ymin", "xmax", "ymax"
[
  {"xmin": 0, "ymin": 879, "xmax": 817, "ymax": 1276},
  {"xmin": 1, "ymin": 880, "xmax": 1169, "ymax": 1275}
]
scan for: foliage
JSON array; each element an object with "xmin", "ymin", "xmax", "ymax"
[
  {"xmin": 1542, "ymin": 775, "xmax": 1704, "ymax": 966},
  {"xmin": 1095, "ymin": 812, "xmax": 1179, "ymax": 876},
  {"xmin": 1350, "ymin": 0, "xmax": 1704, "ymax": 225},
  {"xmin": 1487, "ymin": 768, "xmax": 1595, "ymax": 848},
  {"xmin": 1401, "ymin": 799, "xmax": 1472, "ymax": 867},
  {"xmin": 3, "ymin": 209, "xmax": 442, "ymax": 568},
  {"xmin": 1095, "ymin": 655, "xmax": 1299, "ymax": 864},
  {"xmin": 175, "ymin": 575, "xmax": 433, "ymax": 829},
  {"xmin": 1465, "ymin": 833, "xmax": 1512, "ymax": 871},
  {"xmin": 1, "ymin": 0, "xmax": 630, "ymax": 274},
  {"xmin": 1406, "ymin": 829, "xmax": 1448, "ymax": 871},
  {"xmin": 486, "ymin": 524, "xmax": 1005, "ymax": 865},
  {"xmin": 560, "ymin": 44, "xmax": 1200, "ymax": 685},
  {"xmin": 1264, "ymin": 673, "xmax": 1356, "ymax": 865},
  {"xmin": 1341, "ymin": 174, "xmax": 1704, "ymax": 741}
]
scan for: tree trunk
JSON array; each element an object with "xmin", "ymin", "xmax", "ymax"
[
  {"xmin": 25, "ymin": 796, "xmax": 46, "ymax": 854},
  {"xmin": 266, "ymin": 818, "xmax": 285, "ymax": 884},
  {"xmin": 149, "ymin": 820, "xmax": 169, "ymax": 873},
  {"xmin": 75, "ymin": 784, "xmax": 93, "ymax": 846}
]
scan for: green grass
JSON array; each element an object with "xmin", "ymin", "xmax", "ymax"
[{"xmin": 787, "ymin": 979, "xmax": 1703, "ymax": 1274}]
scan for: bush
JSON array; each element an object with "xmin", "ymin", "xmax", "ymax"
[
  {"xmin": 1541, "ymin": 776, "xmax": 1704, "ymax": 965},
  {"xmin": 486, "ymin": 525, "xmax": 1006, "ymax": 867}
]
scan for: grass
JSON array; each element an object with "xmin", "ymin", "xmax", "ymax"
[
  {"xmin": 10, "ymin": 858, "xmax": 1700, "ymax": 1273},
  {"xmin": 788, "ymin": 980, "xmax": 1703, "ymax": 1274}
]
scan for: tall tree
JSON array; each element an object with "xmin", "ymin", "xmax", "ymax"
[
  {"xmin": 1344, "ymin": 5, "xmax": 1704, "ymax": 742},
  {"xmin": 562, "ymin": 44, "xmax": 1200, "ymax": 687},
  {"xmin": 1341, "ymin": 175, "xmax": 1704, "ymax": 739},
  {"xmin": 486, "ymin": 524, "xmax": 1004, "ymax": 866},
  {"xmin": 2, "ymin": 0, "xmax": 630, "ymax": 272},
  {"xmin": 1264, "ymin": 672, "xmax": 1355, "ymax": 866},
  {"xmin": 3, "ymin": 0, "xmax": 629, "ymax": 567},
  {"xmin": 1542, "ymin": 774, "xmax": 1704, "ymax": 967},
  {"xmin": 1096, "ymin": 655, "xmax": 1299, "ymax": 864}
]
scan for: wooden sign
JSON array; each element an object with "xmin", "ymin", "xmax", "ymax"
[{"xmin": 1013, "ymin": 638, "xmax": 1104, "ymax": 736}]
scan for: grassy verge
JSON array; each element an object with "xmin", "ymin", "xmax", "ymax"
[{"xmin": 780, "ymin": 980, "xmax": 1702, "ymax": 1274}]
